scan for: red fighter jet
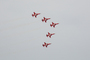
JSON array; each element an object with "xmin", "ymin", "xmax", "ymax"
[
  {"xmin": 32, "ymin": 12, "xmax": 40, "ymax": 18},
  {"xmin": 42, "ymin": 17, "xmax": 50, "ymax": 23},
  {"xmin": 42, "ymin": 42, "xmax": 51, "ymax": 48},
  {"xmin": 46, "ymin": 32, "xmax": 55, "ymax": 38},
  {"xmin": 50, "ymin": 22, "xmax": 59, "ymax": 28}
]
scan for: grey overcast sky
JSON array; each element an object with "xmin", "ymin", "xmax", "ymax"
[{"xmin": 0, "ymin": 0, "xmax": 90, "ymax": 60}]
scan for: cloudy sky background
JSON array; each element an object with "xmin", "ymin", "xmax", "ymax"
[{"xmin": 0, "ymin": 0, "xmax": 90, "ymax": 60}]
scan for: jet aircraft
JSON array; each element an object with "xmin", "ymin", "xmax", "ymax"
[
  {"xmin": 32, "ymin": 12, "xmax": 40, "ymax": 18},
  {"xmin": 46, "ymin": 32, "xmax": 55, "ymax": 38},
  {"xmin": 42, "ymin": 42, "xmax": 51, "ymax": 47},
  {"xmin": 50, "ymin": 22, "xmax": 59, "ymax": 28},
  {"xmin": 42, "ymin": 17, "xmax": 50, "ymax": 23}
]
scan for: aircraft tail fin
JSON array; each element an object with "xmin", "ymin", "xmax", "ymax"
[
  {"xmin": 42, "ymin": 44, "xmax": 45, "ymax": 47},
  {"xmin": 53, "ymin": 25, "xmax": 55, "ymax": 28},
  {"xmin": 46, "ymin": 45, "xmax": 48, "ymax": 47},
  {"xmin": 42, "ymin": 19, "xmax": 44, "ymax": 22},
  {"xmin": 46, "ymin": 34, "xmax": 49, "ymax": 37},
  {"xmin": 45, "ymin": 20, "xmax": 47, "ymax": 23},
  {"xmin": 32, "ymin": 14, "xmax": 34, "ymax": 17},
  {"xmin": 49, "ymin": 36, "xmax": 51, "ymax": 38},
  {"xmin": 43, "ymin": 17, "xmax": 45, "ymax": 19},
  {"xmin": 50, "ymin": 24, "xmax": 52, "ymax": 27}
]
